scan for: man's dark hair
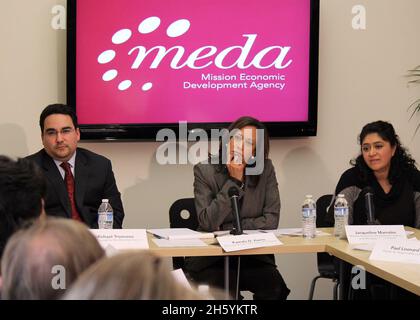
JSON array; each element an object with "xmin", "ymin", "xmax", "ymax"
[
  {"xmin": 39, "ymin": 104, "xmax": 78, "ymax": 133},
  {"xmin": 0, "ymin": 156, "xmax": 47, "ymax": 257}
]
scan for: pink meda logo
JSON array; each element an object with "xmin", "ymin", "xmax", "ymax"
[{"xmin": 97, "ymin": 16, "xmax": 292, "ymax": 92}]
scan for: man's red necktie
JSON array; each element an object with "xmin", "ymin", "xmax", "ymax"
[{"xmin": 60, "ymin": 162, "xmax": 82, "ymax": 221}]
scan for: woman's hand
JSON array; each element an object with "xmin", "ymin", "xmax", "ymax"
[{"xmin": 227, "ymin": 152, "xmax": 246, "ymax": 181}]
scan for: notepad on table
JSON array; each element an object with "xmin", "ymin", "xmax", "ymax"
[{"xmin": 147, "ymin": 228, "xmax": 214, "ymax": 240}]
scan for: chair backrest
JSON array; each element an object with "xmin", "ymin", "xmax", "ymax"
[
  {"xmin": 169, "ymin": 198, "xmax": 199, "ymax": 270},
  {"xmin": 316, "ymin": 194, "xmax": 334, "ymax": 228},
  {"xmin": 315, "ymin": 194, "xmax": 338, "ymax": 278},
  {"xmin": 169, "ymin": 198, "xmax": 199, "ymax": 230}
]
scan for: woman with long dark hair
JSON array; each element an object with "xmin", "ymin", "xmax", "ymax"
[
  {"xmin": 327, "ymin": 120, "xmax": 420, "ymax": 300},
  {"xmin": 327, "ymin": 120, "xmax": 420, "ymax": 227},
  {"xmin": 185, "ymin": 116, "xmax": 290, "ymax": 300}
]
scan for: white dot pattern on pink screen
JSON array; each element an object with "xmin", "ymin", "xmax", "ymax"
[{"xmin": 98, "ymin": 17, "xmax": 191, "ymax": 92}]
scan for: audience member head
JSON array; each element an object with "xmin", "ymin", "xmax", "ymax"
[
  {"xmin": 0, "ymin": 155, "xmax": 46, "ymax": 258},
  {"xmin": 1, "ymin": 217, "xmax": 105, "ymax": 299},
  {"xmin": 64, "ymin": 251, "xmax": 207, "ymax": 300},
  {"xmin": 39, "ymin": 104, "xmax": 80, "ymax": 162},
  {"xmin": 351, "ymin": 120, "xmax": 416, "ymax": 183}
]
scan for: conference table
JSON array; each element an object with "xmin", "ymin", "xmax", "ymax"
[{"xmin": 148, "ymin": 227, "xmax": 420, "ymax": 299}]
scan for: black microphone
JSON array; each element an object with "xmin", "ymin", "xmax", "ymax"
[
  {"xmin": 364, "ymin": 186, "xmax": 376, "ymax": 225},
  {"xmin": 228, "ymin": 186, "xmax": 243, "ymax": 235}
]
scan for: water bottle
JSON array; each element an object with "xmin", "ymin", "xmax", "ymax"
[
  {"xmin": 98, "ymin": 199, "xmax": 113, "ymax": 229},
  {"xmin": 333, "ymin": 194, "xmax": 348, "ymax": 239},
  {"xmin": 302, "ymin": 195, "xmax": 316, "ymax": 238}
]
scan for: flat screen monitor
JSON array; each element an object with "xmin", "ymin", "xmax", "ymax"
[{"xmin": 67, "ymin": 0, "xmax": 319, "ymax": 140}]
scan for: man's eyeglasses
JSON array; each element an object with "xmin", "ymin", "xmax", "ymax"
[{"xmin": 44, "ymin": 127, "xmax": 75, "ymax": 138}]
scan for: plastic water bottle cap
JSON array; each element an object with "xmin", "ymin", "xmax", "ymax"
[{"xmin": 102, "ymin": 199, "xmax": 109, "ymax": 203}]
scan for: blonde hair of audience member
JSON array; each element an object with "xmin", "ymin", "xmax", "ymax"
[
  {"xmin": 1, "ymin": 217, "xmax": 105, "ymax": 300},
  {"xmin": 64, "ymin": 251, "xmax": 211, "ymax": 300}
]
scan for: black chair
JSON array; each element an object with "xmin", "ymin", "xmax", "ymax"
[
  {"xmin": 308, "ymin": 194, "xmax": 340, "ymax": 300},
  {"xmin": 169, "ymin": 197, "xmax": 199, "ymax": 270}
]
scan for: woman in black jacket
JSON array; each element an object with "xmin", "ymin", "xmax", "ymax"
[
  {"xmin": 327, "ymin": 120, "xmax": 420, "ymax": 228},
  {"xmin": 327, "ymin": 120, "xmax": 420, "ymax": 300}
]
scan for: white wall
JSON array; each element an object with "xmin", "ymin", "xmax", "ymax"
[{"xmin": 1, "ymin": 0, "xmax": 419, "ymax": 299}]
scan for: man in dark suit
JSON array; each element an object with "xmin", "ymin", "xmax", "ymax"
[{"xmin": 27, "ymin": 104, "xmax": 124, "ymax": 228}]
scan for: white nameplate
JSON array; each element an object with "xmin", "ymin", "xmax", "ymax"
[
  {"xmin": 345, "ymin": 225, "xmax": 406, "ymax": 244},
  {"xmin": 90, "ymin": 229, "xmax": 149, "ymax": 251},
  {"xmin": 370, "ymin": 240, "xmax": 420, "ymax": 264},
  {"xmin": 217, "ymin": 233, "xmax": 282, "ymax": 252}
]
